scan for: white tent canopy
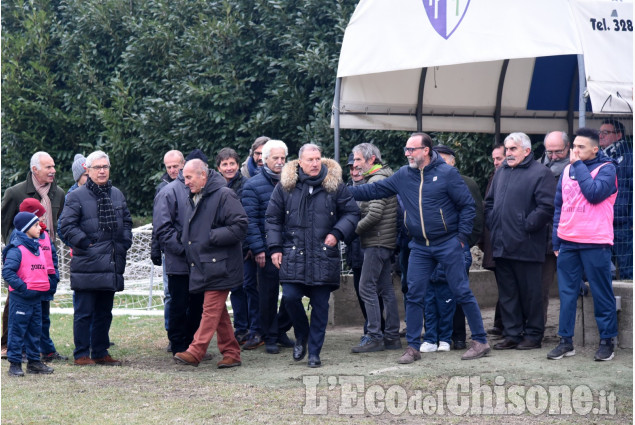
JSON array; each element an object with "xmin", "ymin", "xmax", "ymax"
[{"xmin": 332, "ymin": 0, "xmax": 633, "ymax": 146}]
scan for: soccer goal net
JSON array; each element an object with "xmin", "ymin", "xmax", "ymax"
[{"xmin": 1, "ymin": 224, "xmax": 165, "ymax": 316}]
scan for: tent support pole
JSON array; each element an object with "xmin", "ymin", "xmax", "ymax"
[
  {"xmin": 334, "ymin": 77, "xmax": 342, "ymax": 162},
  {"xmin": 416, "ymin": 68, "xmax": 427, "ymax": 132},
  {"xmin": 566, "ymin": 62, "xmax": 579, "ymax": 136},
  {"xmin": 494, "ymin": 60, "xmax": 509, "ymax": 144},
  {"xmin": 577, "ymin": 54, "xmax": 587, "ymax": 129}
]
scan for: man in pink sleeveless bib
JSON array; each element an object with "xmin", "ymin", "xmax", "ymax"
[{"xmin": 549, "ymin": 128, "xmax": 619, "ymax": 362}]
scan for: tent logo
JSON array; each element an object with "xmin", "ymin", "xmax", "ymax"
[{"xmin": 422, "ymin": 0, "xmax": 471, "ymax": 40}]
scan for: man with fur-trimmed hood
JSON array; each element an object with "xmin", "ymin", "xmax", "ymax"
[{"xmin": 265, "ymin": 144, "xmax": 360, "ymax": 368}]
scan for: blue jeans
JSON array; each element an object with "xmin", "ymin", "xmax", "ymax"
[
  {"xmin": 40, "ymin": 300, "xmax": 56, "ymax": 354},
  {"xmin": 406, "ymin": 238, "xmax": 486, "ymax": 349},
  {"xmin": 359, "ymin": 246, "xmax": 400, "ymax": 340},
  {"xmin": 557, "ymin": 245, "xmax": 617, "ymax": 339},
  {"xmin": 7, "ymin": 299, "xmax": 41, "ymax": 364},
  {"xmin": 283, "ymin": 283, "xmax": 331, "ymax": 357},
  {"xmin": 230, "ymin": 258, "xmax": 261, "ymax": 335},
  {"xmin": 73, "ymin": 290, "xmax": 114, "ymax": 359}
]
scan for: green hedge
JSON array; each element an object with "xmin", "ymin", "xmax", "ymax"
[{"xmin": 2, "ymin": 0, "xmax": 496, "ymax": 216}]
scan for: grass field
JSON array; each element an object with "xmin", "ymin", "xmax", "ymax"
[{"xmin": 1, "ymin": 313, "xmax": 633, "ymax": 424}]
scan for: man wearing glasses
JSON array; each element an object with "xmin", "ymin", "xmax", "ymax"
[
  {"xmin": 59, "ymin": 151, "xmax": 133, "ymax": 366},
  {"xmin": 240, "ymin": 136, "xmax": 270, "ymax": 179},
  {"xmin": 539, "ymin": 131, "xmax": 571, "ymax": 327},
  {"xmin": 348, "ymin": 133, "xmax": 490, "ymax": 363},
  {"xmin": 540, "ymin": 131, "xmax": 571, "ymax": 177},
  {"xmin": 599, "ymin": 119, "xmax": 632, "ymax": 280}
]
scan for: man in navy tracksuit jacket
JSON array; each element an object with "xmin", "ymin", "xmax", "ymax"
[{"xmin": 348, "ymin": 132, "xmax": 490, "ymax": 363}]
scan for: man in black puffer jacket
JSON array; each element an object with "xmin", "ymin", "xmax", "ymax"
[
  {"xmin": 173, "ymin": 159, "xmax": 248, "ymax": 369},
  {"xmin": 59, "ymin": 150, "xmax": 132, "ymax": 367},
  {"xmin": 266, "ymin": 144, "xmax": 360, "ymax": 368}
]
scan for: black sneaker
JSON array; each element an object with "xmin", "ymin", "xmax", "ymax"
[
  {"xmin": 8, "ymin": 362, "xmax": 24, "ymax": 377},
  {"xmin": 42, "ymin": 352, "xmax": 69, "ymax": 362},
  {"xmin": 547, "ymin": 339, "xmax": 575, "ymax": 360},
  {"xmin": 27, "ymin": 361, "xmax": 54, "ymax": 374},
  {"xmin": 594, "ymin": 339, "xmax": 615, "ymax": 361},
  {"xmin": 351, "ymin": 336, "xmax": 385, "ymax": 353}
]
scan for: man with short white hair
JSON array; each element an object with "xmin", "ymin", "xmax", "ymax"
[
  {"xmin": 241, "ymin": 140, "xmax": 294, "ymax": 354},
  {"xmin": 484, "ymin": 133, "xmax": 556, "ymax": 351},
  {"xmin": 59, "ymin": 150, "xmax": 133, "ymax": 366},
  {"xmin": 152, "ymin": 149, "xmax": 185, "ymax": 351},
  {"xmin": 1, "ymin": 151, "xmax": 66, "ymax": 357},
  {"xmin": 156, "ymin": 150, "xmax": 185, "ymax": 196}
]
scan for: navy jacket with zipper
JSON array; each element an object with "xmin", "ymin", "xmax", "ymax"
[{"xmin": 348, "ymin": 151, "xmax": 475, "ymax": 247}]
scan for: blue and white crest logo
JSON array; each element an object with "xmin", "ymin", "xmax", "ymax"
[{"xmin": 422, "ymin": 0, "xmax": 471, "ymax": 40}]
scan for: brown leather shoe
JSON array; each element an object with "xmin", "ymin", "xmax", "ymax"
[
  {"xmin": 397, "ymin": 346, "xmax": 421, "ymax": 364},
  {"xmin": 202, "ymin": 352, "xmax": 213, "ymax": 361},
  {"xmin": 174, "ymin": 351, "xmax": 199, "ymax": 367},
  {"xmin": 217, "ymin": 356, "xmax": 241, "ymax": 369},
  {"xmin": 74, "ymin": 356, "xmax": 97, "ymax": 366},
  {"xmin": 494, "ymin": 339, "xmax": 518, "ymax": 350},
  {"xmin": 93, "ymin": 355, "xmax": 122, "ymax": 366},
  {"xmin": 461, "ymin": 341, "xmax": 491, "ymax": 360}
]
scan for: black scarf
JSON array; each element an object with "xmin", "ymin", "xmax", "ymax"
[
  {"xmin": 297, "ymin": 164, "xmax": 327, "ymax": 228},
  {"xmin": 86, "ymin": 177, "xmax": 118, "ymax": 232}
]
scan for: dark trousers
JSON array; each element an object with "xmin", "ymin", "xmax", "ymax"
[
  {"xmin": 541, "ymin": 253, "xmax": 557, "ymax": 326},
  {"xmin": 557, "ymin": 245, "xmax": 617, "ymax": 339},
  {"xmin": 2, "ymin": 292, "xmax": 10, "ymax": 348},
  {"xmin": 352, "ymin": 267, "xmax": 385, "ymax": 335},
  {"xmin": 283, "ymin": 283, "xmax": 331, "ymax": 357},
  {"xmin": 359, "ymin": 246, "xmax": 400, "ymax": 340},
  {"xmin": 230, "ymin": 258, "xmax": 261, "ymax": 335},
  {"xmin": 73, "ymin": 290, "xmax": 115, "ymax": 360},
  {"xmin": 7, "ymin": 298, "xmax": 41, "ymax": 364},
  {"xmin": 494, "ymin": 259, "xmax": 544, "ymax": 343},
  {"xmin": 451, "ymin": 244, "xmax": 473, "ymax": 343},
  {"xmin": 40, "ymin": 300, "xmax": 56, "ymax": 354},
  {"xmin": 167, "ymin": 274, "xmax": 204, "ymax": 354},
  {"xmin": 258, "ymin": 258, "xmax": 292, "ymax": 345},
  {"xmin": 399, "ymin": 244, "xmax": 411, "ymax": 320}
]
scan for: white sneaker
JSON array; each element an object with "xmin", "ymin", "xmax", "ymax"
[
  {"xmin": 419, "ymin": 342, "xmax": 438, "ymax": 353},
  {"xmin": 437, "ymin": 341, "xmax": 451, "ymax": 352}
]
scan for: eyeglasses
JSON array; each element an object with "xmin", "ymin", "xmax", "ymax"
[
  {"xmin": 545, "ymin": 149, "xmax": 566, "ymax": 156},
  {"xmin": 599, "ymin": 130, "xmax": 617, "ymax": 136},
  {"xmin": 253, "ymin": 151, "xmax": 263, "ymax": 157},
  {"xmin": 89, "ymin": 165, "xmax": 110, "ymax": 171},
  {"xmin": 403, "ymin": 147, "xmax": 424, "ymax": 154}
]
